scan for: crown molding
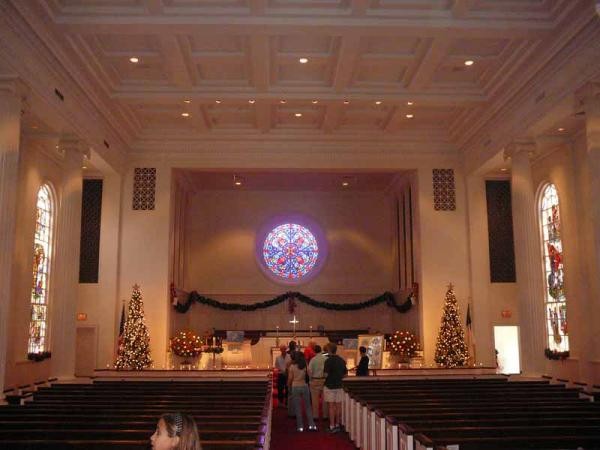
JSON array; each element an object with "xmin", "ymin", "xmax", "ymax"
[
  {"xmin": 0, "ymin": 1, "xmax": 128, "ymax": 172},
  {"xmin": 462, "ymin": 12, "xmax": 600, "ymax": 174}
]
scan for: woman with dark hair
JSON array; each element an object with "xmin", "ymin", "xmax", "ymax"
[
  {"xmin": 150, "ymin": 412, "xmax": 202, "ymax": 450},
  {"xmin": 288, "ymin": 351, "xmax": 317, "ymax": 432}
]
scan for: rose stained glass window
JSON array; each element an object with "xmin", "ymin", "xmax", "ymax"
[
  {"xmin": 539, "ymin": 183, "xmax": 568, "ymax": 352},
  {"xmin": 262, "ymin": 223, "xmax": 319, "ymax": 280},
  {"xmin": 29, "ymin": 184, "xmax": 54, "ymax": 355}
]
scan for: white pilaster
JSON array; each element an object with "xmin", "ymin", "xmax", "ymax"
[
  {"xmin": 51, "ymin": 137, "xmax": 85, "ymax": 380},
  {"xmin": 577, "ymin": 83, "xmax": 600, "ymax": 365},
  {"xmin": 0, "ymin": 80, "xmax": 24, "ymax": 396},
  {"xmin": 505, "ymin": 142, "xmax": 546, "ymax": 375}
]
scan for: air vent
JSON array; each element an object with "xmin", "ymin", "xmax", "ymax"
[
  {"xmin": 54, "ymin": 88, "xmax": 64, "ymax": 101},
  {"xmin": 103, "ymin": 140, "xmax": 110, "ymax": 148},
  {"xmin": 535, "ymin": 91, "xmax": 546, "ymax": 104}
]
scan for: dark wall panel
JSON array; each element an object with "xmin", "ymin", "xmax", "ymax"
[
  {"xmin": 79, "ymin": 179, "xmax": 103, "ymax": 283},
  {"xmin": 486, "ymin": 180, "xmax": 516, "ymax": 283}
]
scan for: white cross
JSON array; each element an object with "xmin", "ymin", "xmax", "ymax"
[{"xmin": 289, "ymin": 315, "xmax": 299, "ymax": 335}]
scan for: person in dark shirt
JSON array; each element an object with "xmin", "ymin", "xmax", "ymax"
[
  {"xmin": 323, "ymin": 342, "xmax": 347, "ymax": 433},
  {"xmin": 355, "ymin": 346, "xmax": 369, "ymax": 376}
]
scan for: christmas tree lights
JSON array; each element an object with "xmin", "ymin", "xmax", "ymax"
[
  {"xmin": 434, "ymin": 284, "xmax": 469, "ymax": 368},
  {"xmin": 115, "ymin": 284, "xmax": 152, "ymax": 370}
]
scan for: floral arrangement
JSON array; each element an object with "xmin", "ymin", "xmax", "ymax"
[
  {"xmin": 544, "ymin": 348, "xmax": 569, "ymax": 360},
  {"xmin": 27, "ymin": 351, "xmax": 51, "ymax": 362},
  {"xmin": 388, "ymin": 330, "xmax": 419, "ymax": 358},
  {"xmin": 170, "ymin": 331, "xmax": 203, "ymax": 358}
]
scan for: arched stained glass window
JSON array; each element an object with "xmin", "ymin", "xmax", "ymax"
[
  {"xmin": 28, "ymin": 184, "xmax": 54, "ymax": 355},
  {"xmin": 262, "ymin": 223, "xmax": 319, "ymax": 280},
  {"xmin": 539, "ymin": 184, "xmax": 569, "ymax": 352}
]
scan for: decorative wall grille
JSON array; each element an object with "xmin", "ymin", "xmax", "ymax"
[
  {"xmin": 432, "ymin": 169, "xmax": 456, "ymax": 211},
  {"xmin": 133, "ymin": 168, "xmax": 156, "ymax": 210},
  {"xmin": 79, "ymin": 179, "xmax": 103, "ymax": 283}
]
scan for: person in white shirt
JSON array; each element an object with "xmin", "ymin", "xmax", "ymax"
[
  {"xmin": 274, "ymin": 345, "xmax": 288, "ymax": 407},
  {"xmin": 308, "ymin": 344, "xmax": 328, "ymax": 420}
]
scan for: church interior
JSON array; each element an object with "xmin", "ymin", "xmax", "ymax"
[{"xmin": 1, "ymin": 1, "xmax": 600, "ymax": 449}]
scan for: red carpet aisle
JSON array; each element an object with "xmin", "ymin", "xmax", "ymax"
[{"xmin": 270, "ymin": 400, "xmax": 356, "ymax": 450}]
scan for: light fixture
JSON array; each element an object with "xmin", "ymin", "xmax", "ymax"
[
  {"xmin": 295, "ymin": 113, "xmax": 302, "ymax": 117},
  {"xmin": 464, "ymin": 60, "xmax": 474, "ymax": 66},
  {"xmin": 406, "ymin": 114, "xmax": 414, "ymax": 119},
  {"xmin": 342, "ymin": 181, "xmax": 349, "ymax": 187},
  {"xmin": 343, "ymin": 100, "xmax": 350, "ymax": 105},
  {"xmin": 375, "ymin": 101, "xmax": 382, "ymax": 105},
  {"xmin": 129, "ymin": 57, "xmax": 139, "ymax": 63},
  {"xmin": 184, "ymin": 99, "xmax": 191, "ymax": 104},
  {"xmin": 82, "ymin": 165, "xmax": 88, "ymax": 170},
  {"xmin": 280, "ymin": 100, "xmax": 287, "ymax": 104},
  {"xmin": 215, "ymin": 100, "xmax": 222, "ymax": 104},
  {"xmin": 407, "ymin": 101, "xmax": 414, "ymax": 106},
  {"xmin": 299, "ymin": 57, "xmax": 309, "ymax": 64},
  {"xmin": 233, "ymin": 175, "xmax": 244, "ymax": 186},
  {"xmin": 31, "ymin": 125, "xmax": 38, "ymax": 129},
  {"xmin": 558, "ymin": 127, "xmax": 565, "ymax": 132},
  {"xmin": 181, "ymin": 112, "xmax": 190, "ymax": 117},
  {"xmin": 500, "ymin": 168, "xmax": 508, "ymax": 172},
  {"xmin": 248, "ymin": 99, "xmax": 255, "ymax": 104},
  {"xmin": 312, "ymin": 100, "xmax": 319, "ymax": 104}
]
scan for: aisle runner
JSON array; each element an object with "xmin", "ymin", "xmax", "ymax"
[{"xmin": 270, "ymin": 398, "xmax": 355, "ymax": 450}]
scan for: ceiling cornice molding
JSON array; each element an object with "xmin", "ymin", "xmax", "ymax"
[
  {"xmin": 462, "ymin": 11, "xmax": 600, "ymax": 174},
  {"xmin": 458, "ymin": 2, "xmax": 596, "ymax": 152},
  {"xmin": 0, "ymin": 0, "xmax": 128, "ymax": 171}
]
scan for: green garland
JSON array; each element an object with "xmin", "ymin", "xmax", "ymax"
[{"xmin": 173, "ymin": 290, "xmax": 415, "ymax": 314}]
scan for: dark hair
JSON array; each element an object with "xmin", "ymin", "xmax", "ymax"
[
  {"xmin": 291, "ymin": 350, "xmax": 307, "ymax": 370},
  {"xmin": 328, "ymin": 342, "xmax": 337, "ymax": 354},
  {"xmin": 359, "ymin": 346, "xmax": 367, "ymax": 354},
  {"xmin": 159, "ymin": 413, "xmax": 202, "ymax": 450},
  {"xmin": 314, "ymin": 344, "xmax": 322, "ymax": 353},
  {"xmin": 288, "ymin": 341, "xmax": 297, "ymax": 352}
]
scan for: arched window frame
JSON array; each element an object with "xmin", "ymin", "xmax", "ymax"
[
  {"xmin": 537, "ymin": 182, "xmax": 569, "ymax": 353},
  {"xmin": 28, "ymin": 183, "xmax": 56, "ymax": 355}
]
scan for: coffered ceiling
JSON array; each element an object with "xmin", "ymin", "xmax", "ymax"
[{"xmin": 3, "ymin": 0, "xmax": 599, "ymax": 155}]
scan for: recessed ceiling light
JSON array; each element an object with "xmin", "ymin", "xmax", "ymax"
[
  {"xmin": 343, "ymin": 100, "xmax": 350, "ymax": 105},
  {"xmin": 82, "ymin": 166, "xmax": 88, "ymax": 170},
  {"xmin": 215, "ymin": 100, "xmax": 222, "ymax": 104},
  {"xmin": 183, "ymin": 99, "xmax": 191, "ymax": 104},
  {"xmin": 248, "ymin": 99, "xmax": 255, "ymax": 104},
  {"xmin": 181, "ymin": 112, "xmax": 190, "ymax": 117},
  {"xmin": 280, "ymin": 100, "xmax": 287, "ymax": 104},
  {"xmin": 500, "ymin": 168, "xmax": 508, "ymax": 172},
  {"xmin": 464, "ymin": 60, "xmax": 474, "ymax": 66},
  {"xmin": 406, "ymin": 114, "xmax": 414, "ymax": 119},
  {"xmin": 295, "ymin": 113, "xmax": 302, "ymax": 117},
  {"xmin": 375, "ymin": 101, "xmax": 382, "ymax": 105},
  {"xmin": 312, "ymin": 100, "xmax": 319, "ymax": 104},
  {"xmin": 407, "ymin": 101, "xmax": 414, "ymax": 106},
  {"xmin": 558, "ymin": 127, "xmax": 565, "ymax": 132},
  {"xmin": 342, "ymin": 182, "xmax": 349, "ymax": 187},
  {"xmin": 235, "ymin": 181, "xmax": 242, "ymax": 186},
  {"xmin": 299, "ymin": 57, "xmax": 309, "ymax": 64},
  {"xmin": 129, "ymin": 57, "xmax": 139, "ymax": 63}
]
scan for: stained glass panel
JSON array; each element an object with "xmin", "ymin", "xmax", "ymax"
[
  {"xmin": 540, "ymin": 184, "xmax": 569, "ymax": 352},
  {"xmin": 29, "ymin": 185, "xmax": 53, "ymax": 355},
  {"xmin": 262, "ymin": 223, "xmax": 319, "ymax": 280}
]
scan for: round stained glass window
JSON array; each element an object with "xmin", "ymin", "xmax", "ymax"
[{"xmin": 262, "ymin": 223, "xmax": 319, "ymax": 280}]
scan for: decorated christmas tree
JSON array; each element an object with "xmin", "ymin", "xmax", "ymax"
[
  {"xmin": 434, "ymin": 284, "xmax": 469, "ymax": 368},
  {"xmin": 115, "ymin": 284, "xmax": 152, "ymax": 370}
]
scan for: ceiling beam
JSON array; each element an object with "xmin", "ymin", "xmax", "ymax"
[
  {"xmin": 193, "ymin": 104, "xmax": 211, "ymax": 132},
  {"xmin": 406, "ymin": 38, "xmax": 452, "ymax": 91},
  {"xmin": 111, "ymin": 90, "xmax": 487, "ymax": 107},
  {"xmin": 332, "ymin": 35, "xmax": 362, "ymax": 93},
  {"xmin": 322, "ymin": 103, "xmax": 344, "ymax": 133},
  {"xmin": 255, "ymin": 101, "xmax": 272, "ymax": 133},
  {"xmin": 54, "ymin": 18, "xmax": 553, "ymax": 39},
  {"xmin": 249, "ymin": 35, "xmax": 270, "ymax": 92},
  {"xmin": 158, "ymin": 35, "xmax": 194, "ymax": 89}
]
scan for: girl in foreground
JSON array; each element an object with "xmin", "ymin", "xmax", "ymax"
[{"xmin": 150, "ymin": 412, "xmax": 202, "ymax": 450}]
